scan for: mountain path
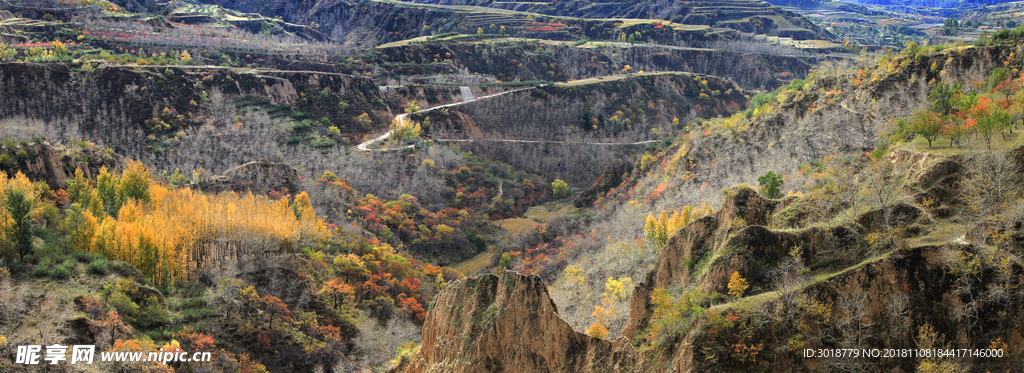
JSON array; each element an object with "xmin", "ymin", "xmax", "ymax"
[{"xmin": 357, "ymin": 86, "xmax": 660, "ymax": 151}]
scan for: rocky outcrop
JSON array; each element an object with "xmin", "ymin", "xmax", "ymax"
[
  {"xmin": 623, "ymin": 187, "xmax": 786, "ymax": 338},
  {"xmin": 407, "ymin": 166, "xmax": 1024, "ymax": 372},
  {"xmin": 404, "ymin": 190, "xmax": 813, "ymax": 373},
  {"xmin": 0, "ymin": 142, "xmax": 120, "ymax": 189},
  {"xmin": 405, "ymin": 271, "xmax": 645, "ymax": 373},
  {"xmin": 13, "ymin": 143, "xmax": 78, "ymax": 188},
  {"xmin": 198, "ymin": 159, "xmax": 300, "ymax": 195},
  {"xmin": 574, "ymin": 161, "xmax": 634, "ymax": 208}
]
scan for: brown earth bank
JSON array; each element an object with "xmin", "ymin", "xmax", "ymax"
[
  {"xmin": 0, "ymin": 141, "xmax": 120, "ymax": 188},
  {"xmin": 376, "ymin": 41, "xmax": 826, "ymax": 90},
  {"xmin": 423, "ymin": 73, "xmax": 748, "ymax": 186},
  {"xmin": 403, "ymin": 177, "xmax": 1024, "ymax": 372},
  {"xmin": 399, "ymin": 44, "xmax": 1024, "ymax": 373},
  {"xmin": 401, "ymin": 270, "xmax": 648, "ymax": 373},
  {"xmin": 192, "ymin": 0, "xmax": 834, "ymax": 51},
  {"xmin": 0, "ymin": 63, "xmax": 391, "ymax": 174}
]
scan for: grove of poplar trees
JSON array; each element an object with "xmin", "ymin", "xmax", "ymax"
[{"xmin": 58, "ymin": 160, "xmax": 331, "ymax": 284}]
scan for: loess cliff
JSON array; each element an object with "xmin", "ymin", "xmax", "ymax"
[
  {"xmin": 405, "ymin": 270, "xmax": 646, "ymax": 373},
  {"xmin": 401, "ymin": 40, "xmax": 1024, "ymax": 373}
]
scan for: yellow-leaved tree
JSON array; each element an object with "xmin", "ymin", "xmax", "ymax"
[
  {"xmin": 603, "ymin": 276, "xmax": 633, "ymax": 302},
  {"xmin": 728, "ymin": 271, "xmax": 749, "ymax": 298},
  {"xmin": 586, "ymin": 304, "xmax": 610, "ymax": 339},
  {"xmin": 916, "ymin": 323, "xmax": 965, "ymax": 373},
  {"xmin": 644, "ymin": 205, "xmax": 715, "ymax": 248},
  {"xmin": 0, "ymin": 171, "xmax": 38, "ymax": 261},
  {"xmin": 69, "ymin": 161, "xmax": 331, "ymax": 285}
]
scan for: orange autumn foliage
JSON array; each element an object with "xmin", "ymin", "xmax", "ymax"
[
  {"xmin": 320, "ymin": 278, "xmax": 356, "ymax": 307},
  {"xmin": 174, "ymin": 325, "xmax": 217, "ymax": 352},
  {"xmin": 109, "ymin": 339, "xmax": 175, "ymax": 372},
  {"xmin": 398, "ymin": 294, "xmax": 427, "ymax": 323}
]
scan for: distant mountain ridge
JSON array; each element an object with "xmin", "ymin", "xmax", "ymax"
[{"xmin": 839, "ymin": 0, "xmax": 1019, "ymax": 10}]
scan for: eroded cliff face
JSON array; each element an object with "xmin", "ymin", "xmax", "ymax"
[
  {"xmin": 195, "ymin": 159, "xmax": 301, "ymax": 195},
  {"xmin": 406, "ymin": 271, "xmax": 646, "ymax": 373},
  {"xmin": 424, "ymin": 73, "xmax": 749, "ymax": 187},
  {"xmin": 403, "ymin": 189, "xmax": 806, "ymax": 373},
  {"xmin": 0, "ymin": 142, "xmax": 120, "ymax": 188},
  {"xmin": 0, "ymin": 64, "xmax": 388, "ymax": 137},
  {"xmin": 407, "ymin": 150, "xmax": 1024, "ymax": 372},
  {"xmin": 376, "ymin": 42, "xmax": 823, "ymax": 90},
  {"xmin": 0, "ymin": 63, "xmax": 394, "ymax": 184}
]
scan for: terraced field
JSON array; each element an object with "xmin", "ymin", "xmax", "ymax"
[
  {"xmin": 462, "ymin": 12, "xmax": 527, "ymax": 27},
  {"xmin": 381, "ymin": 0, "xmax": 833, "ymax": 40}
]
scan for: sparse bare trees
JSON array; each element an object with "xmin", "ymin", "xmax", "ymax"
[
  {"xmin": 825, "ymin": 292, "xmax": 873, "ymax": 373},
  {"xmin": 0, "ymin": 268, "xmax": 27, "ymax": 346},
  {"xmin": 883, "ymin": 290, "xmax": 912, "ymax": 346},
  {"xmin": 756, "ymin": 254, "xmax": 810, "ymax": 335},
  {"xmin": 960, "ymin": 152, "xmax": 1023, "ymax": 221},
  {"xmin": 353, "ymin": 315, "xmax": 421, "ymax": 371},
  {"xmin": 861, "ymin": 159, "xmax": 911, "ymax": 228}
]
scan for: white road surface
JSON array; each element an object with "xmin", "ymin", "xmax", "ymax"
[{"xmin": 356, "ymin": 86, "xmax": 661, "ymax": 151}]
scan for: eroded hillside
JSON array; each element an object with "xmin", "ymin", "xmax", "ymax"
[
  {"xmin": 193, "ymin": 0, "xmax": 837, "ymax": 48},
  {"xmin": 402, "ymin": 35, "xmax": 1024, "ymax": 373}
]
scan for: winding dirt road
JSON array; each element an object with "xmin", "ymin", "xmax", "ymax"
[
  {"xmin": 357, "ymin": 87, "xmax": 534, "ymax": 151},
  {"xmin": 357, "ymin": 86, "xmax": 662, "ymax": 151}
]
